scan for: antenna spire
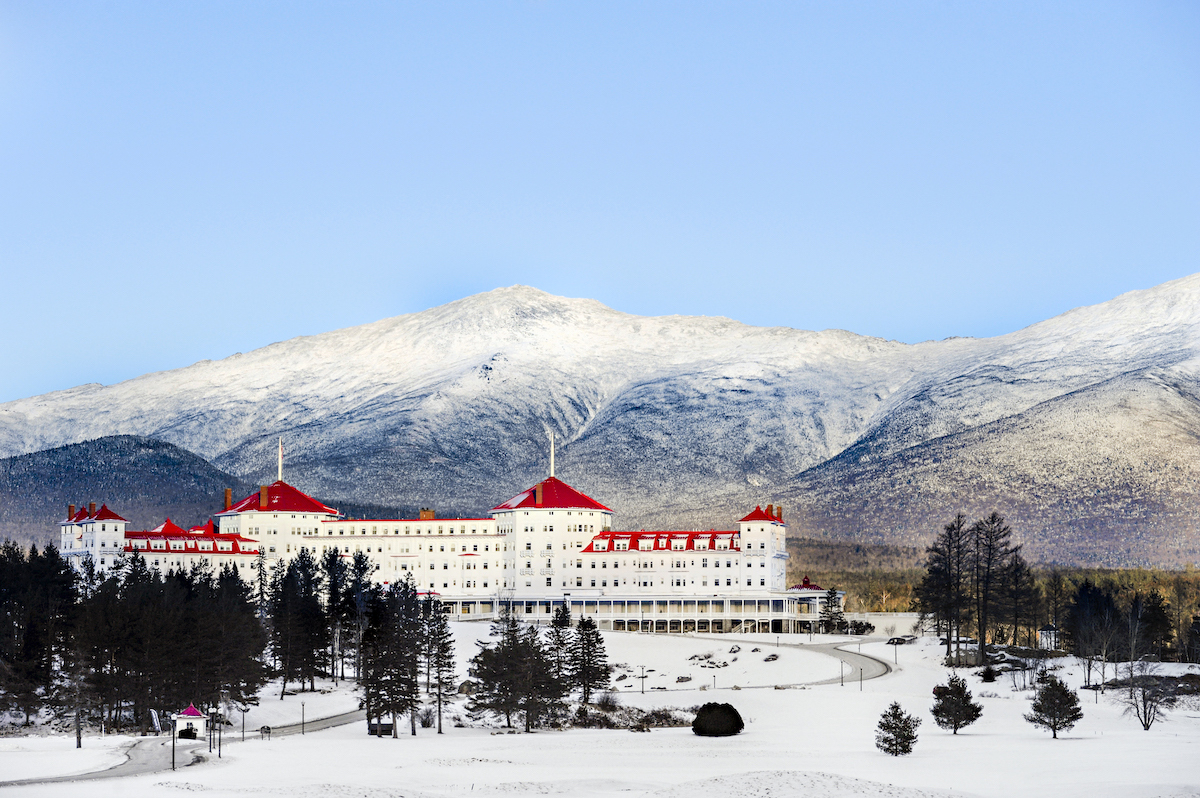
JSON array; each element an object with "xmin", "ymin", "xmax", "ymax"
[
  {"xmin": 278, "ymin": 437, "xmax": 283, "ymax": 482},
  {"xmin": 550, "ymin": 431, "xmax": 555, "ymax": 478}
]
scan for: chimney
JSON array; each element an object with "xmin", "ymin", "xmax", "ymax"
[
  {"xmin": 776, "ymin": 505, "xmax": 783, "ymax": 522},
  {"xmin": 259, "ymin": 486, "xmax": 269, "ymax": 510},
  {"xmin": 88, "ymin": 502, "xmax": 96, "ymax": 517},
  {"xmin": 766, "ymin": 504, "xmax": 774, "ymax": 519},
  {"xmin": 419, "ymin": 508, "xmax": 435, "ymax": 520},
  {"xmin": 224, "ymin": 488, "xmax": 232, "ymax": 511},
  {"xmin": 534, "ymin": 482, "xmax": 543, "ymax": 506},
  {"xmin": 68, "ymin": 504, "xmax": 75, "ymax": 521}
]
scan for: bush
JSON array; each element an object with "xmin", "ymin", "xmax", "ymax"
[
  {"xmin": 980, "ymin": 665, "xmax": 998, "ymax": 683},
  {"xmin": 849, "ymin": 620, "xmax": 876, "ymax": 635},
  {"xmin": 418, "ymin": 707, "xmax": 436, "ymax": 728},
  {"xmin": 691, "ymin": 703, "xmax": 744, "ymax": 737},
  {"xmin": 594, "ymin": 692, "xmax": 621, "ymax": 712}
]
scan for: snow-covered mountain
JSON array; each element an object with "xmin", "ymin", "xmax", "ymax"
[{"xmin": 3, "ymin": 277, "xmax": 1200, "ymax": 565}]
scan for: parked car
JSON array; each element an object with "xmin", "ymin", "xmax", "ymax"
[{"xmin": 886, "ymin": 637, "xmax": 906, "ymax": 645}]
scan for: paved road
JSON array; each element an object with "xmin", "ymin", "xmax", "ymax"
[{"xmin": 0, "ymin": 708, "xmax": 367, "ymax": 788}]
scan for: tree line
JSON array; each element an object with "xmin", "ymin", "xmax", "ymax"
[
  {"xmin": 915, "ymin": 513, "xmax": 1200, "ymax": 664},
  {"xmin": 0, "ymin": 542, "xmax": 265, "ymax": 734},
  {"xmin": 3, "ymin": 541, "xmax": 612, "ymax": 736}
]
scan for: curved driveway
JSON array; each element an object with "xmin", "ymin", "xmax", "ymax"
[{"xmin": 0, "ymin": 708, "xmax": 367, "ymax": 788}]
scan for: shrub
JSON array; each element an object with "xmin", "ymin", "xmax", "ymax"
[
  {"xmin": 980, "ymin": 665, "xmax": 998, "ymax": 683},
  {"xmin": 418, "ymin": 707, "xmax": 436, "ymax": 728},
  {"xmin": 594, "ymin": 692, "xmax": 621, "ymax": 712},
  {"xmin": 691, "ymin": 703, "xmax": 744, "ymax": 737}
]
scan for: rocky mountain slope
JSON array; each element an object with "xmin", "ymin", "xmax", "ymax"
[{"xmin": 2, "ymin": 276, "xmax": 1199, "ymax": 565}]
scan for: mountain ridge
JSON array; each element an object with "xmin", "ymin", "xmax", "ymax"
[{"xmin": 3, "ymin": 276, "xmax": 1199, "ymax": 565}]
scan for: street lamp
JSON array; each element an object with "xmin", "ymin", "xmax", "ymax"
[
  {"xmin": 302, "ymin": 701, "xmax": 306, "ymax": 735},
  {"xmin": 171, "ymin": 716, "xmax": 176, "ymax": 771}
]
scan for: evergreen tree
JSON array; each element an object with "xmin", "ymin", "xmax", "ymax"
[
  {"xmin": 358, "ymin": 584, "xmax": 390, "ymax": 735},
  {"xmin": 1025, "ymin": 675, "xmax": 1083, "ymax": 738},
  {"xmin": 546, "ymin": 604, "xmax": 572, "ymax": 683},
  {"xmin": 469, "ymin": 607, "xmax": 565, "ymax": 730},
  {"xmin": 468, "ymin": 608, "xmax": 524, "ymax": 728},
  {"xmin": 819, "ymin": 587, "xmax": 845, "ymax": 633},
  {"xmin": 569, "ymin": 615, "xmax": 610, "ymax": 704},
  {"xmin": 916, "ymin": 515, "xmax": 973, "ymax": 660},
  {"xmin": 969, "ymin": 512, "xmax": 1019, "ymax": 664},
  {"xmin": 346, "ymin": 552, "xmax": 373, "ymax": 679},
  {"xmin": 319, "ymin": 548, "xmax": 348, "ymax": 683},
  {"xmin": 514, "ymin": 622, "xmax": 565, "ymax": 731},
  {"xmin": 931, "ymin": 674, "xmax": 982, "ymax": 734},
  {"xmin": 875, "ymin": 702, "xmax": 920, "ymax": 756},
  {"xmin": 425, "ymin": 598, "xmax": 456, "ymax": 733}
]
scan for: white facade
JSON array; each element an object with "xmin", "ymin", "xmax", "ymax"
[{"xmin": 61, "ymin": 475, "xmax": 835, "ymax": 633}]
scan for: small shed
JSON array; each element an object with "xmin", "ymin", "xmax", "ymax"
[
  {"xmin": 1037, "ymin": 624, "xmax": 1060, "ymax": 650},
  {"xmin": 173, "ymin": 703, "xmax": 208, "ymax": 739}
]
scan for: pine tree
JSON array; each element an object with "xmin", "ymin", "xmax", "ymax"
[
  {"xmin": 875, "ymin": 702, "xmax": 920, "ymax": 756},
  {"xmin": 916, "ymin": 515, "xmax": 972, "ymax": 660},
  {"xmin": 319, "ymin": 548, "xmax": 348, "ymax": 684},
  {"xmin": 425, "ymin": 598, "xmax": 456, "ymax": 733},
  {"xmin": 970, "ymin": 513, "xmax": 1019, "ymax": 664},
  {"xmin": 931, "ymin": 674, "xmax": 982, "ymax": 734},
  {"xmin": 468, "ymin": 608, "xmax": 524, "ymax": 728},
  {"xmin": 1025, "ymin": 675, "xmax": 1083, "ymax": 738},
  {"xmin": 819, "ymin": 587, "xmax": 845, "ymax": 633},
  {"xmin": 569, "ymin": 615, "xmax": 610, "ymax": 704},
  {"xmin": 546, "ymin": 604, "xmax": 572, "ymax": 683}
]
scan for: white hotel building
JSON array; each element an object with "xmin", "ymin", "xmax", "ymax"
[{"xmin": 62, "ymin": 474, "xmax": 835, "ymax": 633}]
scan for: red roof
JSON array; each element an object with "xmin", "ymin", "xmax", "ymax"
[
  {"xmin": 69, "ymin": 507, "xmax": 90, "ymax": 522},
  {"xmin": 92, "ymin": 504, "xmax": 128, "ymax": 523},
  {"xmin": 492, "ymin": 477, "xmax": 612, "ymax": 512},
  {"xmin": 124, "ymin": 518, "xmax": 260, "ymax": 555},
  {"xmin": 739, "ymin": 505, "xmax": 783, "ymax": 524},
  {"xmin": 221, "ymin": 481, "xmax": 339, "ymax": 516},
  {"xmin": 178, "ymin": 703, "xmax": 205, "ymax": 717},
  {"xmin": 789, "ymin": 576, "xmax": 823, "ymax": 592},
  {"xmin": 581, "ymin": 529, "xmax": 739, "ymax": 554}
]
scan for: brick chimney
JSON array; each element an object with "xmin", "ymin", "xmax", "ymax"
[
  {"xmin": 259, "ymin": 486, "xmax": 269, "ymax": 510},
  {"xmin": 776, "ymin": 505, "xmax": 783, "ymax": 522},
  {"xmin": 534, "ymin": 482, "xmax": 543, "ymax": 506},
  {"xmin": 224, "ymin": 488, "xmax": 232, "ymax": 511},
  {"xmin": 419, "ymin": 508, "xmax": 435, "ymax": 520},
  {"xmin": 68, "ymin": 504, "xmax": 75, "ymax": 520},
  {"xmin": 766, "ymin": 504, "xmax": 774, "ymax": 519},
  {"xmin": 88, "ymin": 502, "xmax": 96, "ymax": 517}
]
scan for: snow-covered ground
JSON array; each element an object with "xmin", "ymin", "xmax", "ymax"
[
  {"xmin": 3, "ymin": 623, "xmax": 1199, "ymax": 797},
  {"xmin": 0, "ymin": 735, "xmax": 135, "ymax": 782}
]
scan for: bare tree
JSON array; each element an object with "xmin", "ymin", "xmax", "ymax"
[{"xmin": 1119, "ymin": 661, "xmax": 1176, "ymax": 731}]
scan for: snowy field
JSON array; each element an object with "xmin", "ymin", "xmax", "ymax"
[{"xmin": 2, "ymin": 622, "xmax": 1199, "ymax": 797}]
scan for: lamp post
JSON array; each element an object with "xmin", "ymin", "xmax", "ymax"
[
  {"xmin": 241, "ymin": 706, "xmax": 246, "ymax": 742},
  {"xmin": 302, "ymin": 701, "xmax": 306, "ymax": 735},
  {"xmin": 171, "ymin": 716, "xmax": 176, "ymax": 772},
  {"xmin": 640, "ymin": 666, "xmax": 645, "ymax": 695},
  {"xmin": 840, "ymin": 659, "xmax": 845, "ymax": 687}
]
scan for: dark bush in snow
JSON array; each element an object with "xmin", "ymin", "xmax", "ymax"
[{"xmin": 691, "ymin": 703, "xmax": 744, "ymax": 737}]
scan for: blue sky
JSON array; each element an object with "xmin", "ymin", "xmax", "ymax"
[{"xmin": 1, "ymin": 2, "xmax": 1197, "ymax": 403}]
